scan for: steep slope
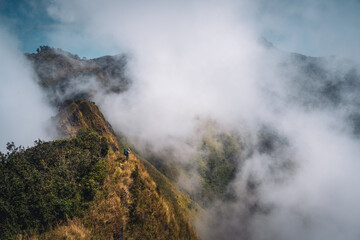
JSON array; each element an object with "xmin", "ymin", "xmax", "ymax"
[
  {"xmin": 54, "ymin": 100, "xmax": 198, "ymax": 239},
  {"xmin": 10, "ymin": 99, "xmax": 198, "ymax": 239},
  {"xmin": 142, "ymin": 119, "xmax": 243, "ymax": 207}
]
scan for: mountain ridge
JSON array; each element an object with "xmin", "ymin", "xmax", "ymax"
[{"xmin": 0, "ymin": 99, "xmax": 199, "ymax": 239}]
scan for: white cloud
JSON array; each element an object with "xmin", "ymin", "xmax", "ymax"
[
  {"xmin": 47, "ymin": 1, "xmax": 360, "ymax": 239},
  {"xmin": 0, "ymin": 26, "xmax": 54, "ymax": 151}
]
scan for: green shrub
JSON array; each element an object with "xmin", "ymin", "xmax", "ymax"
[{"xmin": 0, "ymin": 131, "xmax": 109, "ymax": 239}]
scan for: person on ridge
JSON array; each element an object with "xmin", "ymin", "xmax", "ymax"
[{"xmin": 124, "ymin": 148, "xmax": 129, "ymax": 160}]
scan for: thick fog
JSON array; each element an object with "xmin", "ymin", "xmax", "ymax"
[
  {"xmin": 1, "ymin": 0, "xmax": 359, "ymax": 239},
  {"xmin": 0, "ymin": 26, "xmax": 54, "ymax": 152},
  {"xmin": 48, "ymin": 0, "xmax": 264, "ymax": 147},
  {"xmin": 47, "ymin": 1, "xmax": 360, "ymax": 239}
]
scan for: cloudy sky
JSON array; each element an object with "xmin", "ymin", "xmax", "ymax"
[
  {"xmin": 1, "ymin": 1, "xmax": 360, "ymax": 239},
  {"xmin": 1, "ymin": 0, "xmax": 360, "ymax": 58}
]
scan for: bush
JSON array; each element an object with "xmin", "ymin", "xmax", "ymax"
[{"xmin": 0, "ymin": 131, "xmax": 109, "ymax": 239}]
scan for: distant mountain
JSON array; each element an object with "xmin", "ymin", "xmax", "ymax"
[
  {"xmin": 3, "ymin": 45, "xmax": 358, "ymax": 239},
  {"xmin": 25, "ymin": 46, "xmax": 131, "ymax": 106}
]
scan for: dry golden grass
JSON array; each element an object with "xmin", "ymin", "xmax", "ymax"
[
  {"xmin": 25, "ymin": 100, "xmax": 199, "ymax": 239},
  {"xmin": 18, "ymin": 219, "xmax": 90, "ymax": 240},
  {"xmin": 42, "ymin": 219, "xmax": 91, "ymax": 240}
]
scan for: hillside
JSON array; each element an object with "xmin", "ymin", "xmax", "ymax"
[
  {"xmin": 0, "ymin": 100, "xmax": 199, "ymax": 239},
  {"xmin": 12, "ymin": 45, "xmax": 357, "ymax": 239},
  {"xmin": 25, "ymin": 46, "xmax": 130, "ymax": 106}
]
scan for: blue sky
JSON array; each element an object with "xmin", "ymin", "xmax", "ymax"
[
  {"xmin": 1, "ymin": 0, "xmax": 360, "ymax": 58},
  {"xmin": 0, "ymin": 0, "xmax": 56, "ymax": 53},
  {"xmin": 0, "ymin": 0, "xmax": 118, "ymax": 57}
]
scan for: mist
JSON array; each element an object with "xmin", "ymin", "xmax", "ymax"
[
  {"xmin": 0, "ymin": 26, "xmax": 54, "ymax": 152},
  {"xmin": 44, "ymin": 0, "xmax": 360, "ymax": 239}
]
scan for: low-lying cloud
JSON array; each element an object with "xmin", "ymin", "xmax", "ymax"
[
  {"xmin": 0, "ymin": 26, "xmax": 54, "ymax": 152},
  {"xmin": 2, "ymin": 0, "xmax": 360, "ymax": 239},
  {"xmin": 47, "ymin": 1, "xmax": 360, "ymax": 239}
]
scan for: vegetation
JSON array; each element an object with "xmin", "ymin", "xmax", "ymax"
[
  {"xmin": 140, "ymin": 157, "xmax": 200, "ymax": 239},
  {"xmin": 144, "ymin": 120, "xmax": 242, "ymax": 206},
  {"xmin": 0, "ymin": 130, "xmax": 109, "ymax": 239},
  {"xmin": 0, "ymin": 99, "xmax": 198, "ymax": 239},
  {"xmin": 36, "ymin": 46, "xmax": 81, "ymax": 60},
  {"xmin": 145, "ymin": 152, "xmax": 181, "ymax": 183},
  {"xmin": 197, "ymin": 131, "xmax": 241, "ymax": 205}
]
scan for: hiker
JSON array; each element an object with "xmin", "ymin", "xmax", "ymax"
[{"xmin": 124, "ymin": 148, "xmax": 129, "ymax": 160}]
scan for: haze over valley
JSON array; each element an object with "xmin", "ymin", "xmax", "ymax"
[{"xmin": 1, "ymin": 1, "xmax": 360, "ymax": 239}]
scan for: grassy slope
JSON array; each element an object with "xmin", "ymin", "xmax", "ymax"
[{"xmin": 29, "ymin": 100, "xmax": 199, "ymax": 240}]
